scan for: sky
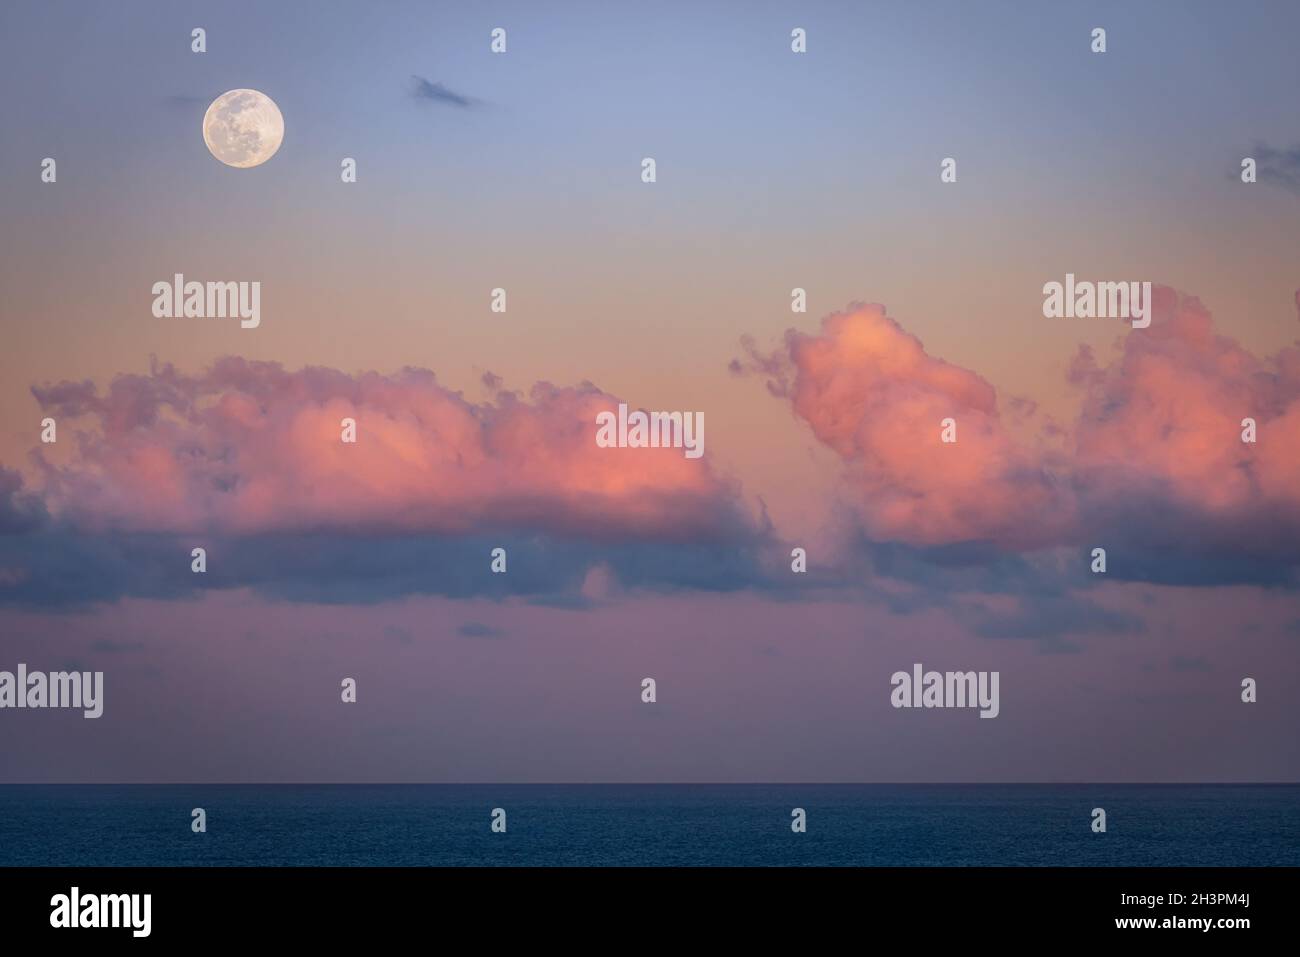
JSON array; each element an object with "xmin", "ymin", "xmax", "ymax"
[{"xmin": 0, "ymin": 0, "xmax": 1298, "ymax": 782}]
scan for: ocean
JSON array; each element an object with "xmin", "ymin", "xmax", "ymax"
[{"xmin": 0, "ymin": 784, "xmax": 1295, "ymax": 867}]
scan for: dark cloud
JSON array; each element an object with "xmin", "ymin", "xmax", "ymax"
[
  {"xmin": 0, "ymin": 467, "xmax": 45, "ymax": 534},
  {"xmin": 1250, "ymin": 141, "xmax": 1300, "ymax": 194},
  {"xmin": 967, "ymin": 592, "xmax": 1143, "ymax": 644},
  {"xmin": 457, "ymin": 622, "xmax": 506, "ymax": 639},
  {"xmin": 844, "ymin": 534, "xmax": 1147, "ymax": 648},
  {"xmin": 410, "ymin": 75, "xmax": 479, "ymax": 109},
  {"xmin": 0, "ymin": 463, "xmax": 1244, "ymax": 659},
  {"xmin": 0, "ymin": 514, "xmax": 779, "ymax": 610}
]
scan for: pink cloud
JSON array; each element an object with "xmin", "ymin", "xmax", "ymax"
[
  {"xmin": 739, "ymin": 290, "xmax": 1300, "ymax": 556},
  {"xmin": 17, "ymin": 286, "xmax": 1300, "ymax": 568},
  {"xmin": 1069, "ymin": 288, "xmax": 1300, "ymax": 550},
  {"xmin": 28, "ymin": 359, "xmax": 750, "ymax": 542},
  {"xmin": 737, "ymin": 303, "xmax": 1073, "ymax": 547}
]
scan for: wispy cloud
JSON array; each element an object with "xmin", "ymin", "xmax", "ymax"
[
  {"xmin": 1251, "ymin": 141, "xmax": 1300, "ymax": 194},
  {"xmin": 458, "ymin": 622, "xmax": 507, "ymax": 639},
  {"xmin": 410, "ymin": 75, "xmax": 479, "ymax": 109}
]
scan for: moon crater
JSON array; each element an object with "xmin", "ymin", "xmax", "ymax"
[{"xmin": 203, "ymin": 89, "xmax": 284, "ymax": 169}]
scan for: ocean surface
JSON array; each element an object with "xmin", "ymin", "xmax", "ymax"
[{"xmin": 0, "ymin": 784, "xmax": 1295, "ymax": 866}]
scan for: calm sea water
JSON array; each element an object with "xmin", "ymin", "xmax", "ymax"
[{"xmin": 0, "ymin": 784, "xmax": 1295, "ymax": 866}]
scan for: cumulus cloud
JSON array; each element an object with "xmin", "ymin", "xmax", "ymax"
[
  {"xmin": 9, "ymin": 285, "xmax": 1298, "ymax": 612},
  {"xmin": 0, "ymin": 360, "xmax": 788, "ymax": 607},
  {"xmin": 29, "ymin": 358, "xmax": 752, "ymax": 543},
  {"xmin": 735, "ymin": 303, "xmax": 1074, "ymax": 548},
  {"xmin": 1067, "ymin": 288, "xmax": 1300, "ymax": 574},
  {"xmin": 736, "ymin": 291, "xmax": 1300, "ymax": 580}
]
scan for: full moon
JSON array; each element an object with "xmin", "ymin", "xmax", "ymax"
[{"xmin": 202, "ymin": 89, "xmax": 284, "ymax": 168}]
